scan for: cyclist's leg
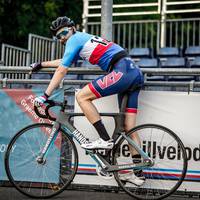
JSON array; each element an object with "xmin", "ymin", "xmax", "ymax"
[
  {"xmin": 118, "ymin": 91, "xmax": 141, "ymax": 154},
  {"xmin": 77, "ymin": 68, "xmax": 133, "ymax": 149},
  {"xmin": 76, "ymin": 83, "xmax": 111, "ymax": 142},
  {"xmin": 122, "ymin": 88, "xmax": 146, "ymax": 181},
  {"xmin": 124, "ymin": 89, "xmax": 141, "ymax": 152},
  {"xmin": 77, "ymin": 58, "xmax": 143, "ymax": 149},
  {"xmin": 76, "ymin": 84, "xmax": 100, "ymax": 124}
]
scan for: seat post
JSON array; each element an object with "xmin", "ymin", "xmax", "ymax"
[{"xmin": 114, "ymin": 93, "xmax": 128, "ymax": 134}]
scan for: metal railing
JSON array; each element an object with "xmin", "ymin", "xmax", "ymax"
[
  {"xmin": 54, "ymin": 40, "xmax": 65, "ymax": 59},
  {"xmin": 0, "ymin": 44, "xmax": 31, "ymax": 79},
  {"xmin": 88, "ymin": 20, "xmax": 160, "ymax": 50},
  {"xmin": 28, "ymin": 34, "xmax": 55, "ymax": 63},
  {"xmin": 0, "ymin": 66, "xmax": 200, "ymax": 92},
  {"xmin": 165, "ymin": 0, "xmax": 200, "ymax": 14},
  {"xmin": 28, "ymin": 34, "xmax": 65, "ymax": 62},
  {"xmin": 1, "ymin": 44, "xmax": 31, "ymax": 66},
  {"xmin": 84, "ymin": 0, "xmax": 200, "ymax": 49},
  {"xmin": 165, "ymin": 18, "xmax": 200, "ymax": 48},
  {"xmin": 1, "ymin": 0, "xmax": 200, "ymax": 70}
]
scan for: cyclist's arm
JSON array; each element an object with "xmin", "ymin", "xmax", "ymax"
[
  {"xmin": 41, "ymin": 59, "xmax": 62, "ymax": 68},
  {"xmin": 45, "ymin": 65, "xmax": 68, "ymax": 96},
  {"xmin": 45, "ymin": 36, "xmax": 82, "ymax": 96}
]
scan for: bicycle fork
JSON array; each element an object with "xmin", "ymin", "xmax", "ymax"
[{"xmin": 36, "ymin": 122, "xmax": 60, "ymax": 164}]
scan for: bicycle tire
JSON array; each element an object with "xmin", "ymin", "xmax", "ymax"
[
  {"xmin": 5, "ymin": 123, "xmax": 78, "ymax": 199},
  {"xmin": 112, "ymin": 124, "xmax": 187, "ymax": 200}
]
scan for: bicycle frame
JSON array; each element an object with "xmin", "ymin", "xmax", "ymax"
[{"xmin": 37, "ymin": 109, "xmax": 153, "ymax": 172}]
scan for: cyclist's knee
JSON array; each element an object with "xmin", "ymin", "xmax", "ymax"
[
  {"xmin": 76, "ymin": 90, "xmax": 85, "ymax": 104},
  {"xmin": 76, "ymin": 89, "xmax": 94, "ymax": 104}
]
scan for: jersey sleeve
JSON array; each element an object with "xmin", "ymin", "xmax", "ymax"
[{"xmin": 61, "ymin": 36, "xmax": 82, "ymax": 68}]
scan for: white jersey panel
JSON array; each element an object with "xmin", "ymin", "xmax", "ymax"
[{"xmin": 79, "ymin": 37, "xmax": 98, "ymax": 61}]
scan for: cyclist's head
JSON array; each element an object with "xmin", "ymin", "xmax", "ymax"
[{"xmin": 50, "ymin": 16, "xmax": 75, "ymax": 44}]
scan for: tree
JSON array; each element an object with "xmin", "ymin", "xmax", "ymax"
[{"xmin": 0, "ymin": 0, "xmax": 83, "ymax": 48}]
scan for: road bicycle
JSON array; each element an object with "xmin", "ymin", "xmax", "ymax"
[{"xmin": 4, "ymin": 87, "xmax": 187, "ymax": 200}]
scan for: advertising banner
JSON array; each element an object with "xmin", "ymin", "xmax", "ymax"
[
  {"xmin": 1, "ymin": 89, "xmax": 200, "ymax": 191},
  {"xmin": 0, "ymin": 89, "xmax": 63, "ymax": 182},
  {"xmin": 73, "ymin": 90, "xmax": 200, "ymax": 191}
]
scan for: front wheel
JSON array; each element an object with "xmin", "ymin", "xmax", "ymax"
[
  {"xmin": 5, "ymin": 123, "xmax": 78, "ymax": 199},
  {"xmin": 112, "ymin": 124, "xmax": 187, "ymax": 200}
]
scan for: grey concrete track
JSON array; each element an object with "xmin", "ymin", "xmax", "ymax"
[{"xmin": 0, "ymin": 187, "xmax": 198, "ymax": 200}]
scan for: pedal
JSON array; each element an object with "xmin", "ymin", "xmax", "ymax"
[{"xmin": 96, "ymin": 165, "xmax": 113, "ymax": 180}]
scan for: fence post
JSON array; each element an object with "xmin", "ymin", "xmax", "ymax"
[
  {"xmin": 160, "ymin": 0, "xmax": 167, "ymax": 47},
  {"xmin": 101, "ymin": 0, "xmax": 113, "ymax": 41},
  {"xmin": 82, "ymin": 0, "xmax": 89, "ymax": 33},
  {"xmin": 51, "ymin": 39, "xmax": 56, "ymax": 60},
  {"xmin": 1, "ymin": 44, "xmax": 5, "ymax": 65},
  {"xmin": 28, "ymin": 34, "xmax": 32, "ymax": 63}
]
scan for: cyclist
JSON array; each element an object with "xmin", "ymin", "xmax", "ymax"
[{"xmin": 31, "ymin": 16, "xmax": 144, "ymax": 186}]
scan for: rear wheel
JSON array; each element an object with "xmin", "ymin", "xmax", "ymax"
[
  {"xmin": 5, "ymin": 123, "xmax": 78, "ymax": 198},
  {"xmin": 112, "ymin": 124, "xmax": 187, "ymax": 200}
]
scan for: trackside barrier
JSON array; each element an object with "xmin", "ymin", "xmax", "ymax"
[
  {"xmin": 0, "ymin": 67, "xmax": 200, "ymax": 196},
  {"xmin": 73, "ymin": 90, "xmax": 200, "ymax": 193},
  {"xmin": 0, "ymin": 85, "xmax": 200, "ymax": 195},
  {"xmin": 1, "ymin": 67, "xmax": 200, "ymax": 92},
  {"xmin": 0, "ymin": 89, "xmax": 64, "ymax": 182}
]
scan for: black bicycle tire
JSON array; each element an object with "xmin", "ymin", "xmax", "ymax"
[
  {"xmin": 5, "ymin": 123, "xmax": 79, "ymax": 199},
  {"xmin": 112, "ymin": 123, "xmax": 188, "ymax": 200}
]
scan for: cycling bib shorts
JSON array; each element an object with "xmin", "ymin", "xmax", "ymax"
[{"xmin": 88, "ymin": 57, "xmax": 144, "ymax": 113}]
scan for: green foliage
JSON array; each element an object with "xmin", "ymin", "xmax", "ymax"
[{"xmin": 0, "ymin": 0, "xmax": 83, "ymax": 47}]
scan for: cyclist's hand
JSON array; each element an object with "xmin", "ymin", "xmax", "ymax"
[
  {"xmin": 34, "ymin": 93, "xmax": 48, "ymax": 107},
  {"xmin": 30, "ymin": 62, "xmax": 42, "ymax": 73}
]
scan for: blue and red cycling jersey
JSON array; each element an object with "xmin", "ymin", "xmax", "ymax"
[
  {"xmin": 61, "ymin": 31, "xmax": 144, "ymax": 113},
  {"xmin": 61, "ymin": 31, "xmax": 123, "ymax": 71}
]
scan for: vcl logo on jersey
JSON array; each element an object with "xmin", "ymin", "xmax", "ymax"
[{"xmin": 97, "ymin": 71, "xmax": 123, "ymax": 89}]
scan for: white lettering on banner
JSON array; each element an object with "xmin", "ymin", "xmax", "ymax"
[
  {"xmin": 21, "ymin": 95, "xmax": 53, "ymax": 125},
  {"xmin": 72, "ymin": 130, "xmax": 88, "ymax": 144},
  {"xmin": 42, "ymin": 127, "xmax": 57, "ymax": 154},
  {"xmin": 0, "ymin": 144, "xmax": 16, "ymax": 153}
]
